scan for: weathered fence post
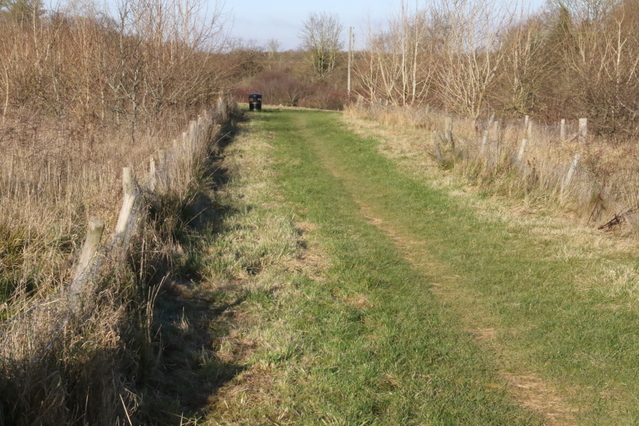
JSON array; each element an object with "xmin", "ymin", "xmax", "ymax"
[
  {"xmin": 524, "ymin": 115, "xmax": 532, "ymax": 138},
  {"xmin": 579, "ymin": 118, "xmax": 588, "ymax": 143},
  {"xmin": 480, "ymin": 131, "xmax": 488, "ymax": 157},
  {"xmin": 560, "ymin": 119, "xmax": 566, "ymax": 142},
  {"xmin": 115, "ymin": 167, "xmax": 139, "ymax": 238},
  {"xmin": 517, "ymin": 138, "xmax": 528, "ymax": 163},
  {"xmin": 69, "ymin": 221, "xmax": 104, "ymax": 312},
  {"xmin": 74, "ymin": 221, "xmax": 105, "ymax": 281},
  {"xmin": 217, "ymin": 97, "xmax": 228, "ymax": 122},
  {"xmin": 561, "ymin": 153, "xmax": 581, "ymax": 197},
  {"xmin": 148, "ymin": 157, "xmax": 156, "ymax": 191},
  {"xmin": 434, "ymin": 142, "xmax": 443, "ymax": 164},
  {"xmin": 444, "ymin": 116, "xmax": 453, "ymax": 146}
]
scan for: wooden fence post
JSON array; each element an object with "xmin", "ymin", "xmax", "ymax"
[
  {"xmin": 149, "ymin": 157, "xmax": 156, "ymax": 191},
  {"xmin": 74, "ymin": 221, "xmax": 105, "ymax": 281},
  {"xmin": 444, "ymin": 116, "xmax": 453, "ymax": 146},
  {"xmin": 517, "ymin": 138, "xmax": 528, "ymax": 163},
  {"xmin": 579, "ymin": 118, "xmax": 588, "ymax": 143},
  {"xmin": 115, "ymin": 167, "xmax": 139, "ymax": 238},
  {"xmin": 524, "ymin": 115, "xmax": 532, "ymax": 138},
  {"xmin": 218, "ymin": 97, "xmax": 228, "ymax": 122},
  {"xmin": 560, "ymin": 119, "xmax": 566, "ymax": 142},
  {"xmin": 480, "ymin": 131, "xmax": 488, "ymax": 156},
  {"xmin": 562, "ymin": 153, "xmax": 581, "ymax": 197},
  {"xmin": 69, "ymin": 221, "xmax": 104, "ymax": 312}
]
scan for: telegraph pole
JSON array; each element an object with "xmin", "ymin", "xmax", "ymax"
[{"xmin": 348, "ymin": 26, "xmax": 354, "ymax": 96}]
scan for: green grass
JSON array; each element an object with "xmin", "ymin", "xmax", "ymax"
[
  {"xmin": 195, "ymin": 107, "xmax": 639, "ymax": 424},
  {"xmin": 201, "ymin": 109, "xmax": 544, "ymax": 425},
  {"xmin": 272, "ymin": 109, "xmax": 639, "ymax": 424}
]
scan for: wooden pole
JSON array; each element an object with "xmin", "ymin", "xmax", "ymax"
[
  {"xmin": 517, "ymin": 138, "xmax": 528, "ymax": 163},
  {"xmin": 148, "ymin": 157, "xmax": 156, "ymax": 191},
  {"xmin": 560, "ymin": 119, "xmax": 566, "ymax": 142},
  {"xmin": 444, "ymin": 116, "xmax": 453, "ymax": 146},
  {"xmin": 74, "ymin": 221, "xmax": 104, "ymax": 281},
  {"xmin": 579, "ymin": 118, "xmax": 588, "ymax": 143},
  {"xmin": 115, "ymin": 167, "xmax": 138, "ymax": 237},
  {"xmin": 562, "ymin": 153, "xmax": 581, "ymax": 196},
  {"xmin": 346, "ymin": 27, "xmax": 353, "ymax": 99},
  {"xmin": 69, "ymin": 221, "xmax": 104, "ymax": 312},
  {"xmin": 480, "ymin": 131, "xmax": 488, "ymax": 156}
]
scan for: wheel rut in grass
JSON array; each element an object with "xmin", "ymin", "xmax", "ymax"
[
  {"xmin": 301, "ymin": 111, "xmax": 579, "ymax": 425},
  {"xmin": 352, "ymin": 196, "xmax": 578, "ymax": 425}
]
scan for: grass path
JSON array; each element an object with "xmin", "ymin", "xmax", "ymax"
[{"xmin": 201, "ymin": 108, "xmax": 639, "ymax": 425}]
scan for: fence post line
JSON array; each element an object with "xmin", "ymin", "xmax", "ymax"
[{"xmin": 579, "ymin": 118, "xmax": 588, "ymax": 143}]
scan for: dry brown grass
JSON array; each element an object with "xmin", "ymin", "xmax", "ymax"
[
  {"xmin": 0, "ymin": 100, "xmax": 239, "ymax": 424},
  {"xmin": 0, "ymin": 2, "xmax": 235, "ymax": 422},
  {"xmin": 345, "ymin": 103, "xmax": 639, "ymax": 232}
]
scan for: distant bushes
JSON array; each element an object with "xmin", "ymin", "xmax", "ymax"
[{"xmin": 234, "ymin": 68, "xmax": 348, "ymax": 110}]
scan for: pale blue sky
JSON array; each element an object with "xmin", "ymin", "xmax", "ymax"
[
  {"xmin": 227, "ymin": 0, "xmax": 393, "ymax": 50},
  {"xmin": 45, "ymin": 0, "xmax": 548, "ymax": 51},
  {"xmin": 226, "ymin": 0, "xmax": 548, "ymax": 51}
]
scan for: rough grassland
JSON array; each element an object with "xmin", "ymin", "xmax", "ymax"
[{"xmin": 186, "ymin": 108, "xmax": 639, "ymax": 425}]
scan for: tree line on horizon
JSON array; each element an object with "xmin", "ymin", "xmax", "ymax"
[{"xmin": 2, "ymin": 0, "xmax": 639, "ymax": 136}]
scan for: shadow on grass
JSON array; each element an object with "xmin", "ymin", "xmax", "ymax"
[{"xmin": 139, "ymin": 112, "xmax": 252, "ymax": 424}]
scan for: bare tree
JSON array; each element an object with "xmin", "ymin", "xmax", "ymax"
[
  {"xmin": 105, "ymin": 0, "xmax": 229, "ymax": 140},
  {"xmin": 358, "ymin": 1, "xmax": 432, "ymax": 106},
  {"xmin": 299, "ymin": 12, "xmax": 344, "ymax": 80},
  {"xmin": 433, "ymin": 0, "xmax": 514, "ymax": 119}
]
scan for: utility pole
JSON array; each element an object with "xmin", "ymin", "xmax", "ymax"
[{"xmin": 348, "ymin": 26, "xmax": 354, "ymax": 96}]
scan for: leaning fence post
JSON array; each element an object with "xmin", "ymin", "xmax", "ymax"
[
  {"xmin": 524, "ymin": 115, "xmax": 532, "ymax": 138},
  {"xmin": 561, "ymin": 153, "xmax": 581, "ymax": 197},
  {"xmin": 480, "ymin": 131, "xmax": 488, "ymax": 156},
  {"xmin": 68, "ymin": 221, "xmax": 104, "ymax": 312},
  {"xmin": 579, "ymin": 118, "xmax": 588, "ymax": 143},
  {"xmin": 218, "ymin": 97, "xmax": 228, "ymax": 122},
  {"xmin": 115, "ymin": 167, "xmax": 139, "ymax": 239},
  {"xmin": 74, "ymin": 221, "xmax": 105, "ymax": 281},
  {"xmin": 444, "ymin": 116, "xmax": 453, "ymax": 146},
  {"xmin": 148, "ymin": 157, "xmax": 156, "ymax": 191}
]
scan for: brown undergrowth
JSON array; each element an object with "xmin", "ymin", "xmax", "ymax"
[{"xmin": 344, "ymin": 103, "xmax": 639, "ymax": 233}]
